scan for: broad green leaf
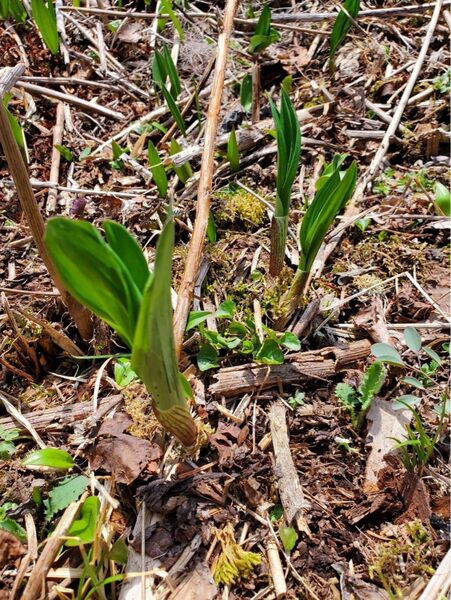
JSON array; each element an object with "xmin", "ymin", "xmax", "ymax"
[
  {"xmin": 170, "ymin": 138, "xmax": 192, "ymax": 184},
  {"xmin": 215, "ymin": 299, "xmax": 236, "ymax": 319},
  {"xmin": 0, "ymin": 441, "xmax": 16, "ymax": 460},
  {"xmin": 248, "ymin": 5, "xmax": 281, "ymax": 53},
  {"xmin": 392, "ymin": 395, "xmax": 420, "ymax": 411},
  {"xmin": 66, "ymin": 496, "xmax": 100, "ymax": 546},
  {"xmin": 371, "ymin": 343, "xmax": 405, "ymax": 367},
  {"xmin": 401, "ymin": 376, "xmax": 425, "ymax": 390},
  {"xmin": 0, "ymin": 425, "xmax": 19, "ymax": 442},
  {"xmin": 31, "ymin": 0, "xmax": 59, "ymax": 55},
  {"xmin": 54, "ymin": 144, "xmax": 73, "ymax": 162},
  {"xmin": 434, "ymin": 398, "xmax": 451, "ymax": 416},
  {"xmin": 152, "ymin": 48, "xmax": 168, "ymax": 90},
  {"xmin": 433, "ymin": 181, "xmax": 451, "ymax": 217},
  {"xmin": 103, "ymin": 220, "xmax": 150, "ymax": 292},
  {"xmin": 355, "ymin": 217, "xmax": 372, "ymax": 232},
  {"xmin": 197, "ymin": 344, "xmax": 219, "ymax": 371},
  {"xmin": 240, "ymin": 74, "xmax": 252, "ymax": 112},
  {"xmin": 23, "ymin": 448, "xmax": 75, "ymax": 470},
  {"xmin": 227, "ymin": 127, "xmax": 240, "ymax": 172},
  {"xmin": 45, "ymin": 218, "xmax": 142, "ymax": 348},
  {"xmin": 254, "ymin": 339, "xmax": 284, "ymax": 365},
  {"xmin": 279, "ymin": 331, "xmax": 301, "ymax": 351},
  {"xmin": 404, "ymin": 326, "xmax": 422, "ymax": 353},
  {"xmin": 299, "ymin": 161, "xmax": 357, "ymax": 272},
  {"xmin": 279, "ymin": 526, "xmax": 298, "ymax": 553},
  {"xmin": 108, "ymin": 538, "xmax": 128, "ymax": 564},
  {"xmin": 0, "ymin": 0, "xmax": 9, "ymax": 19},
  {"xmin": 329, "ymin": 0, "xmax": 360, "ymax": 61},
  {"xmin": 186, "ymin": 310, "xmax": 211, "ymax": 331},
  {"xmin": 148, "ymin": 140, "xmax": 168, "ymax": 198},
  {"xmin": 160, "ymin": 84, "xmax": 186, "ymax": 135},
  {"xmin": 114, "ymin": 357, "xmax": 138, "ymax": 387},
  {"xmin": 44, "ymin": 475, "xmax": 89, "ymax": 521}
]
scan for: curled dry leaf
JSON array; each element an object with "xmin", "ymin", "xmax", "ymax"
[{"xmin": 89, "ymin": 433, "xmax": 154, "ymax": 484}]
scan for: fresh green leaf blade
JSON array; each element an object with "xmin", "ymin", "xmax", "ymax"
[{"xmin": 23, "ymin": 448, "xmax": 75, "ymax": 470}]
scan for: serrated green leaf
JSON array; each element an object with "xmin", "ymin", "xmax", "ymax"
[
  {"xmin": 279, "ymin": 525, "xmax": 298, "ymax": 553},
  {"xmin": 240, "ymin": 74, "xmax": 252, "ymax": 112},
  {"xmin": 227, "ymin": 127, "xmax": 240, "ymax": 172},
  {"xmin": 404, "ymin": 326, "xmax": 422, "ymax": 353},
  {"xmin": 23, "ymin": 448, "xmax": 75, "ymax": 470},
  {"xmin": 358, "ymin": 361, "xmax": 386, "ymax": 404},
  {"xmin": 335, "ymin": 382, "xmax": 356, "ymax": 406},
  {"xmin": 371, "ymin": 343, "xmax": 405, "ymax": 367},
  {"xmin": 0, "ymin": 517, "xmax": 27, "ymax": 542},
  {"xmin": 66, "ymin": 496, "xmax": 100, "ymax": 546},
  {"xmin": 44, "ymin": 475, "xmax": 89, "ymax": 520}
]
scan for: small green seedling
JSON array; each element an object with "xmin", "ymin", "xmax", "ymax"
[
  {"xmin": 329, "ymin": 0, "xmax": 360, "ymax": 66},
  {"xmin": 148, "ymin": 140, "xmax": 168, "ymax": 198},
  {"xmin": 227, "ymin": 127, "xmax": 240, "ymax": 172},
  {"xmin": 152, "ymin": 42, "xmax": 181, "ymax": 99},
  {"xmin": 269, "ymin": 88, "xmax": 302, "ymax": 276},
  {"xmin": 335, "ymin": 361, "xmax": 386, "ymax": 428},
  {"xmin": 248, "ymin": 4, "xmax": 280, "ymax": 54},
  {"xmin": 278, "ymin": 157, "xmax": 357, "ymax": 323},
  {"xmin": 0, "ymin": 425, "xmax": 19, "ymax": 460},
  {"xmin": 433, "ymin": 181, "xmax": 451, "ymax": 217},
  {"xmin": 240, "ymin": 74, "xmax": 252, "ymax": 112}
]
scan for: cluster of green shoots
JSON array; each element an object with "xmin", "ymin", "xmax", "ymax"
[{"xmin": 44, "ymin": 214, "xmax": 198, "ymax": 447}]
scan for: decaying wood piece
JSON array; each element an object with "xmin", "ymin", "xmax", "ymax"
[
  {"xmin": 267, "ymin": 542, "xmax": 287, "ymax": 599},
  {"xmin": 0, "ymin": 395, "xmax": 122, "ymax": 433},
  {"xmin": 173, "ymin": 0, "xmax": 240, "ymax": 357},
  {"xmin": 0, "ymin": 65, "xmax": 93, "ymax": 340},
  {"xmin": 209, "ymin": 340, "xmax": 371, "ymax": 397},
  {"xmin": 269, "ymin": 402, "xmax": 309, "ymax": 534}
]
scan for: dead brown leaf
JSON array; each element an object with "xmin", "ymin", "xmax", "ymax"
[
  {"xmin": 171, "ymin": 562, "xmax": 217, "ymax": 600},
  {"xmin": 0, "ymin": 529, "xmax": 26, "ymax": 567},
  {"xmin": 89, "ymin": 434, "xmax": 154, "ymax": 484},
  {"xmin": 355, "ymin": 297, "xmax": 392, "ymax": 344}
]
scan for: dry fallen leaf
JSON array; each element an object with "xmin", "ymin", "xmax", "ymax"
[
  {"xmin": 0, "ymin": 529, "xmax": 26, "ymax": 567},
  {"xmin": 89, "ymin": 434, "xmax": 154, "ymax": 484},
  {"xmin": 364, "ymin": 399, "xmax": 411, "ymax": 494}
]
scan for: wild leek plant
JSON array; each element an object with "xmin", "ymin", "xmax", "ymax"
[
  {"xmin": 248, "ymin": 4, "xmax": 280, "ymax": 54},
  {"xmin": 44, "ymin": 216, "xmax": 198, "ymax": 447},
  {"xmin": 329, "ymin": 0, "xmax": 360, "ymax": 66},
  {"xmin": 269, "ymin": 88, "xmax": 301, "ymax": 276},
  {"xmin": 152, "ymin": 43, "xmax": 181, "ymax": 100},
  {"xmin": 31, "ymin": 0, "xmax": 59, "ymax": 55},
  {"xmin": 278, "ymin": 157, "xmax": 357, "ymax": 324}
]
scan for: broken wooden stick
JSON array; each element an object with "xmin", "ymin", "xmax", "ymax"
[{"xmin": 270, "ymin": 401, "xmax": 310, "ymax": 534}]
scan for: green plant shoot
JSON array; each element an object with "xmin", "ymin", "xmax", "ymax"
[
  {"xmin": 31, "ymin": 0, "xmax": 59, "ymax": 55},
  {"xmin": 148, "ymin": 140, "xmax": 168, "ymax": 198},
  {"xmin": 44, "ymin": 216, "xmax": 197, "ymax": 446},
  {"xmin": 433, "ymin": 181, "xmax": 451, "ymax": 217},
  {"xmin": 278, "ymin": 158, "xmax": 357, "ymax": 325},
  {"xmin": 329, "ymin": 0, "xmax": 360, "ymax": 64},
  {"xmin": 269, "ymin": 88, "xmax": 301, "ymax": 276},
  {"xmin": 248, "ymin": 5, "xmax": 280, "ymax": 54},
  {"xmin": 227, "ymin": 127, "xmax": 239, "ymax": 172}
]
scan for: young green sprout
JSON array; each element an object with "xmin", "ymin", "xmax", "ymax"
[
  {"xmin": 278, "ymin": 156, "xmax": 357, "ymax": 326},
  {"xmin": 44, "ymin": 215, "xmax": 198, "ymax": 447},
  {"xmin": 269, "ymin": 88, "xmax": 301, "ymax": 276}
]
